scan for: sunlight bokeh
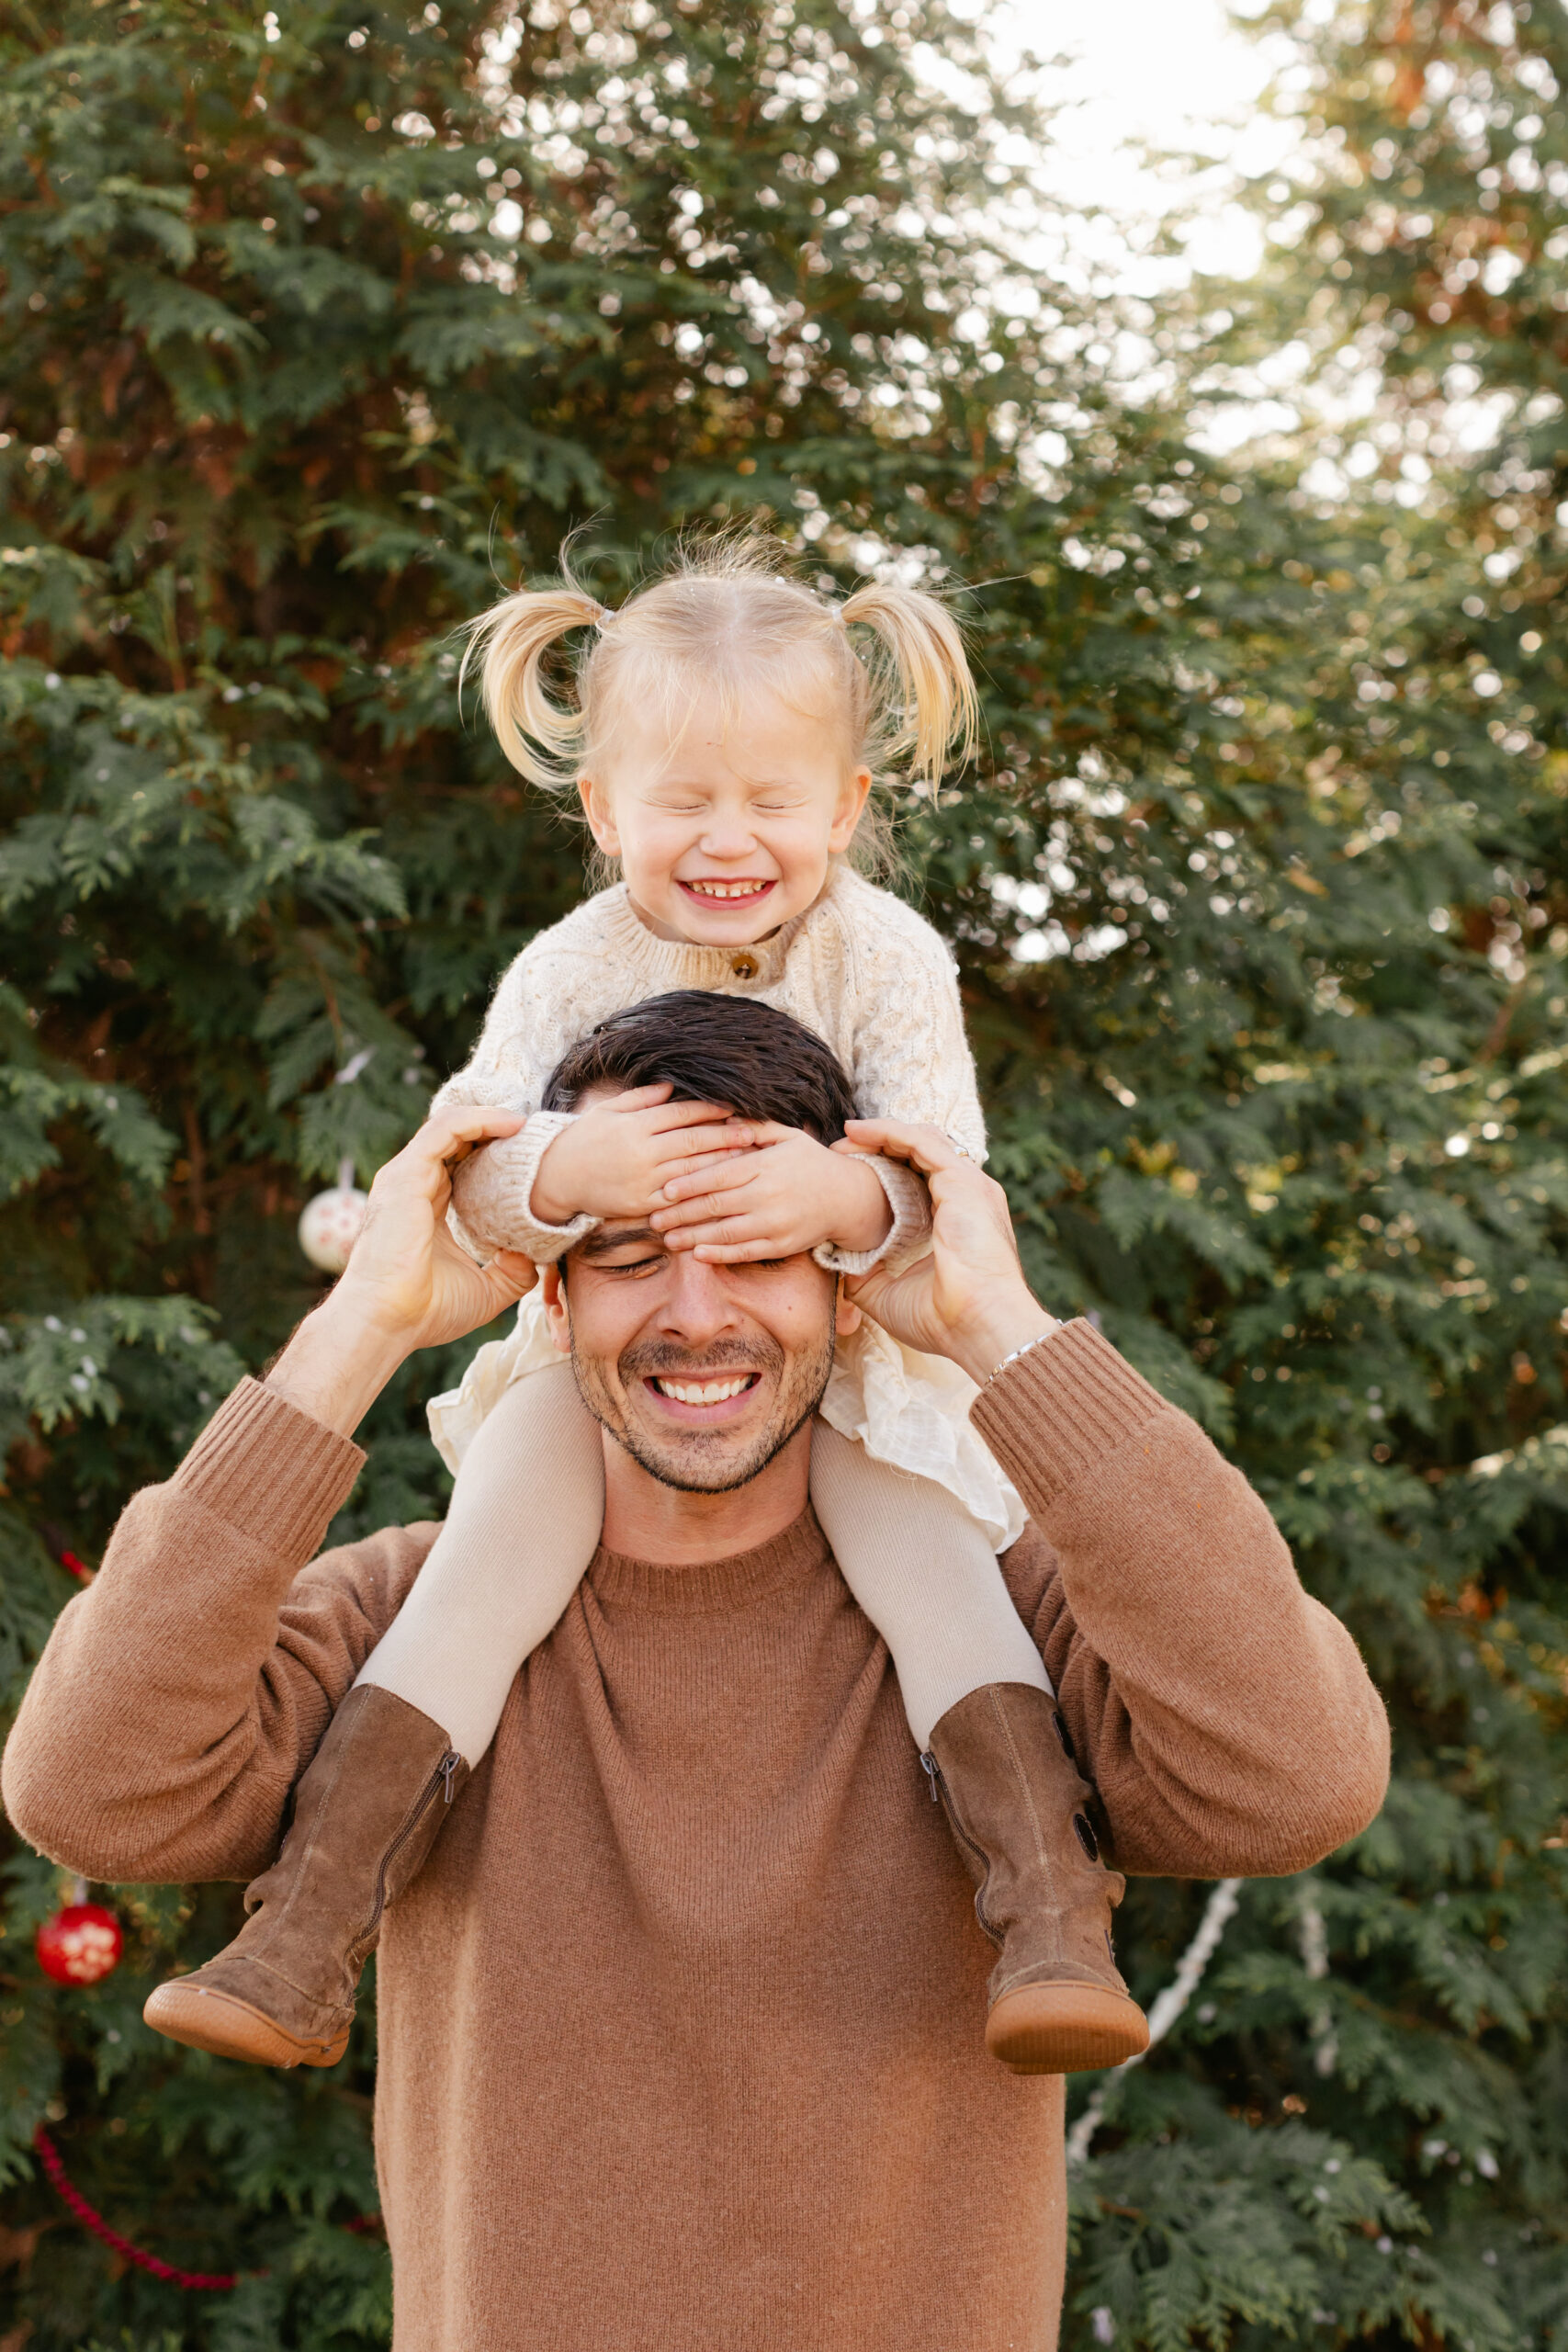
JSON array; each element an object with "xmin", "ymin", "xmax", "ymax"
[{"xmin": 992, "ymin": 0, "xmax": 1299, "ymax": 281}]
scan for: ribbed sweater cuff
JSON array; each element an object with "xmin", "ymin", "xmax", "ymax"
[
  {"xmin": 815, "ymin": 1155, "xmax": 932, "ymax": 1276},
  {"xmin": 970, "ymin": 1318, "xmax": 1169, "ymax": 1512},
  {"xmin": 447, "ymin": 1111, "xmax": 595, "ymax": 1266},
  {"xmin": 174, "ymin": 1376, "xmax": 366, "ymax": 1561}
]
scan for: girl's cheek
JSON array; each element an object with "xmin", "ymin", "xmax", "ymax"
[
  {"xmin": 619, "ymin": 818, "xmax": 687, "ymax": 883},
  {"xmin": 770, "ymin": 813, "xmax": 831, "ymax": 863}
]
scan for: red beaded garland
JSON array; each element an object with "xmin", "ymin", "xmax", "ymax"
[{"xmin": 34, "ymin": 2128, "xmax": 238, "ymax": 2291}]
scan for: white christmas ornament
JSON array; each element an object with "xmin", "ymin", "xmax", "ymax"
[{"xmin": 299, "ymin": 1157, "xmax": 368, "ymax": 1274}]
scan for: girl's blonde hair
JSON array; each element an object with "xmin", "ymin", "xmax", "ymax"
[{"xmin": 461, "ymin": 534, "xmax": 978, "ymax": 863}]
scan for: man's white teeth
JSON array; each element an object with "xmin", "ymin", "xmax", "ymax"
[
  {"xmin": 655, "ymin": 1376, "xmax": 751, "ymax": 1404},
  {"xmin": 686, "ymin": 880, "xmax": 766, "ymax": 899}
]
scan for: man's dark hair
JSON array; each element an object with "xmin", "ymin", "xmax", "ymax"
[{"xmin": 542, "ymin": 989, "xmax": 858, "ymax": 1141}]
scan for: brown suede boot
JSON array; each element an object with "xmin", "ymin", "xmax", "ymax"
[
  {"xmin": 923, "ymin": 1681, "xmax": 1149, "ymax": 2075},
  {"xmin": 143, "ymin": 1686, "xmax": 467, "ymax": 2069}
]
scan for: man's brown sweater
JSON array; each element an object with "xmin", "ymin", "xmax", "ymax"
[{"xmin": 3, "ymin": 1322, "xmax": 1389, "ymax": 2352}]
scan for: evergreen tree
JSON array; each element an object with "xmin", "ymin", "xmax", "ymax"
[
  {"xmin": 1116, "ymin": 8, "xmax": 1568, "ymax": 2346},
  {"xmin": 1, "ymin": 1, "xmax": 1563, "ymax": 2347}
]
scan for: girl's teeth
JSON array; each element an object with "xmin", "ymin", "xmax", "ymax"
[
  {"xmin": 688, "ymin": 881, "xmax": 766, "ymax": 899},
  {"xmin": 656, "ymin": 1376, "xmax": 750, "ymax": 1404}
]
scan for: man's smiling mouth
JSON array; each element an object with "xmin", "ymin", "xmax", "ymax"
[{"xmin": 650, "ymin": 1374, "xmax": 759, "ymax": 1405}]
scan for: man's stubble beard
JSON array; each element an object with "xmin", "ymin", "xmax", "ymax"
[{"xmin": 567, "ymin": 1323, "xmax": 837, "ymax": 1495}]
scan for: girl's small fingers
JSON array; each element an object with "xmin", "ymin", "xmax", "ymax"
[
  {"xmin": 691, "ymin": 1238, "xmax": 788, "ymax": 1263},
  {"xmin": 650, "ymin": 1197, "xmax": 749, "ymax": 1235},
  {"xmin": 652, "ymin": 1151, "xmax": 753, "ymax": 1194},
  {"xmin": 666, "ymin": 1216, "xmax": 770, "ymax": 1252},
  {"xmin": 608, "ymin": 1082, "xmax": 675, "ymax": 1111},
  {"xmin": 653, "ymin": 1126, "xmax": 757, "ymax": 1169},
  {"xmin": 656, "ymin": 1161, "xmax": 756, "ymax": 1206},
  {"xmin": 647, "ymin": 1097, "xmax": 734, "ymax": 1132}
]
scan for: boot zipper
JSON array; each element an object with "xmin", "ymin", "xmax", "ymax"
[
  {"xmin": 920, "ymin": 1751, "xmax": 1001, "ymax": 1946},
  {"xmin": 364, "ymin": 1751, "xmax": 461, "ymax": 1945}
]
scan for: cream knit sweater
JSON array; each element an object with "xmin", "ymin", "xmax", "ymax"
[{"xmin": 434, "ymin": 865, "xmax": 985, "ymax": 1273}]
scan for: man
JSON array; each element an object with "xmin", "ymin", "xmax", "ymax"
[{"xmin": 5, "ymin": 994, "xmax": 1389, "ymax": 2352}]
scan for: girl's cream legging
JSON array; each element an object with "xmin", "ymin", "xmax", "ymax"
[{"xmin": 355, "ymin": 1363, "xmax": 1049, "ymax": 1763}]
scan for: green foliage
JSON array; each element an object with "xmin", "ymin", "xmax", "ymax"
[{"xmin": 1, "ymin": 0, "xmax": 1564, "ymax": 2345}]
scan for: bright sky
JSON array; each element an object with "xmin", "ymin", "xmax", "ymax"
[{"xmin": 984, "ymin": 0, "xmax": 1301, "ymax": 284}]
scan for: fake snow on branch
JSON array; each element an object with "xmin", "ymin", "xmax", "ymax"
[
  {"xmin": 1296, "ymin": 1875, "xmax": 1338, "ymax": 2079},
  {"xmin": 1066, "ymin": 1878, "xmax": 1243, "ymax": 2170}
]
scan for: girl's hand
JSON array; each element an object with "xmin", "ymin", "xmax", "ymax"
[
  {"xmin": 649, "ymin": 1127, "xmax": 892, "ymax": 1262},
  {"xmin": 531, "ymin": 1083, "xmax": 754, "ymax": 1226}
]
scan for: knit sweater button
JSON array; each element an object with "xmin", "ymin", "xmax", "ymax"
[{"xmin": 730, "ymin": 953, "xmax": 759, "ymax": 979}]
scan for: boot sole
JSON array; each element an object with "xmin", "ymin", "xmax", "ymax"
[
  {"xmin": 143, "ymin": 1980, "xmax": 350, "ymax": 2070},
  {"xmin": 987, "ymin": 1981, "xmax": 1150, "ymax": 2075}
]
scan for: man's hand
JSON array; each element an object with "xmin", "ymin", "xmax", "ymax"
[
  {"xmin": 265, "ymin": 1109, "xmax": 538, "ymax": 1438},
  {"xmin": 836, "ymin": 1119, "xmax": 1056, "ymax": 1385},
  {"xmin": 530, "ymin": 1084, "xmax": 752, "ymax": 1227},
  {"xmin": 649, "ymin": 1126, "xmax": 891, "ymax": 1263}
]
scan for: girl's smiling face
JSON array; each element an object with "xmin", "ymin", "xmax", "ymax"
[{"xmin": 577, "ymin": 684, "xmax": 872, "ymax": 946}]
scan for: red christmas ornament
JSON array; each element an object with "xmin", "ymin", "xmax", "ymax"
[{"xmin": 37, "ymin": 1903, "xmax": 122, "ymax": 1987}]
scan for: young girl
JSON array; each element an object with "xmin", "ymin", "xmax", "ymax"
[{"xmin": 144, "ymin": 538, "xmax": 1149, "ymax": 2080}]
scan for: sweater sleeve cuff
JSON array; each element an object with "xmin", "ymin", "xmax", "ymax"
[
  {"xmin": 814, "ymin": 1156, "xmax": 932, "ymax": 1277},
  {"xmin": 174, "ymin": 1377, "xmax": 366, "ymax": 1561},
  {"xmin": 969, "ymin": 1318, "xmax": 1169, "ymax": 1513},
  {"xmin": 446, "ymin": 1111, "xmax": 598, "ymax": 1266}
]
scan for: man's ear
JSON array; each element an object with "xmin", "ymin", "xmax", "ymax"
[
  {"xmin": 541, "ymin": 1261, "xmax": 574, "ymax": 1353},
  {"xmin": 834, "ymin": 1281, "xmax": 862, "ymax": 1340},
  {"xmin": 577, "ymin": 775, "xmax": 621, "ymax": 859}
]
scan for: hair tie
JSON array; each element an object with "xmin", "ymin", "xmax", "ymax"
[{"xmin": 592, "ymin": 605, "xmax": 615, "ymax": 629}]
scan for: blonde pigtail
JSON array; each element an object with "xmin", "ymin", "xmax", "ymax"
[
  {"xmin": 459, "ymin": 582, "xmax": 608, "ymax": 788},
  {"xmin": 840, "ymin": 582, "xmax": 979, "ymax": 786}
]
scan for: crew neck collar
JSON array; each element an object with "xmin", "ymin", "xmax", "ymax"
[
  {"xmin": 603, "ymin": 873, "xmax": 840, "ymax": 984},
  {"xmin": 588, "ymin": 1506, "xmax": 830, "ymax": 1614}
]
